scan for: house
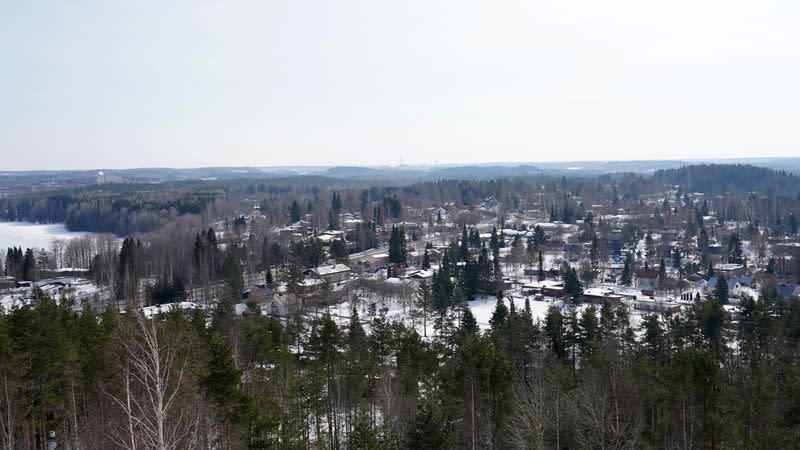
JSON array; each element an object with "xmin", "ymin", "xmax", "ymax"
[
  {"xmin": 706, "ymin": 276, "xmax": 753, "ymax": 298},
  {"xmin": 0, "ymin": 276, "xmax": 15, "ymax": 289},
  {"xmin": 522, "ymin": 280, "xmax": 565, "ymax": 298},
  {"xmin": 306, "ymin": 264, "xmax": 352, "ymax": 283},
  {"xmin": 241, "ymin": 286, "xmax": 274, "ymax": 304},
  {"xmin": 713, "ymin": 263, "xmax": 746, "ymax": 277},
  {"xmin": 542, "ymin": 239, "xmax": 567, "ymax": 252},
  {"xmin": 264, "ymin": 294, "xmax": 302, "ymax": 318},
  {"xmin": 731, "ymin": 277, "xmax": 754, "ymax": 297},
  {"xmin": 406, "ymin": 269, "xmax": 434, "ymax": 280},
  {"xmin": 636, "ymin": 268, "xmax": 660, "ymax": 290},
  {"xmin": 582, "ymin": 288, "xmax": 623, "ymax": 305},
  {"xmin": 360, "ymin": 253, "xmax": 389, "ymax": 273}
]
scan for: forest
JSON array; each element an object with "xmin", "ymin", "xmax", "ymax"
[{"xmin": 2, "ymin": 279, "xmax": 800, "ymax": 448}]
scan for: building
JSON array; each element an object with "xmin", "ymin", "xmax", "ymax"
[
  {"xmin": 582, "ymin": 288, "xmax": 623, "ymax": 305},
  {"xmin": 777, "ymin": 283, "xmax": 800, "ymax": 299},
  {"xmin": 522, "ymin": 280, "xmax": 565, "ymax": 298},
  {"xmin": 706, "ymin": 276, "xmax": 754, "ymax": 298},
  {"xmin": 632, "ymin": 298, "xmax": 682, "ymax": 314},
  {"xmin": 636, "ymin": 268, "xmax": 660, "ymax": 290},
  {"xmin": 0, "ymin": 276, "xmax": 15, "ymax": 289},
  {"xmin": 713, "ymin": 263, "xmax": 747, "ymax": 277},
  {"xmin": 306, "ymin": 263, "xmax": 352, "ymax": 283},
  {"xmin": 264, "ymin": 294, "xmax": 302, "ymax": 318}
]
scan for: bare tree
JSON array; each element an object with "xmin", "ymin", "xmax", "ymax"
[{"xmin": 107, "ymin": 313, "xmax": 198, "ymax": 450}]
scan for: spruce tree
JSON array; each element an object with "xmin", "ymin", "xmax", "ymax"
[
  {"xmin": 489, "ymin": 292, "xmax": 509, "ymax": 330},
  {"xmin": 714, "ymin": 274, "xmax": 729, "ymax": 304}
]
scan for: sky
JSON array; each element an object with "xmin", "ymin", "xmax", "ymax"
[{"xmin": 2, "ymin": 0, "xmax": 799, "ymax": 170}]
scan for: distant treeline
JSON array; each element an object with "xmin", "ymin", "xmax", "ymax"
[
  {"xmin": 0, "ymin": 187, "xmax": 218, "ymax": 235},
  {"xmin": 1, "ymin": 164, "xmax": 798, "ymax": 236},
  {"xmin": 654, "ymin": 164, "xmax": 800, "ymax": 198}
]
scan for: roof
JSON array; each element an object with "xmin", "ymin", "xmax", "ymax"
[
  {"xmin": 637, "ymin": 268, "xmax": 659, "ymax": 279},
  {"xmin": 713, "ymin": 263, "xmax": 744, "ymax": 271},
  {"xmin": 777, "ymin": 283, "xmax": 799, "ymax": 298},
  {"xmin": 707, "ymin": 277, "xmax": 752, "ymax": 290},
  {"xmin": 310, "ymin": 263, "xmax": 351, "ymax": 276}
]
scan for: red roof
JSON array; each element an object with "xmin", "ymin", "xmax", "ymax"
[{"xmin": 637, "ymin": 268, "xmax": 659, "ymax": 279}]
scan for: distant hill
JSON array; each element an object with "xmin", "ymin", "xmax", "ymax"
[
  {"xmin": 653, "ymin": 164, "xmax": 800, "ymax": 197},
  {"xmin": 325, "ymin": 166, "xmax": 381, "ymax": 178},
  {"xmin": 429, "ymin": 164, "xmax": 542, "ymax": 179}
]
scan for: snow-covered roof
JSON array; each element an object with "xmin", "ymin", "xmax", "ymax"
[{"xmin": 310, "ymin": 263, "xmax": 351, "ymax": 276}]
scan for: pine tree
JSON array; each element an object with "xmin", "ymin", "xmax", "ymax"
[{"xmin": 461, "ymin": 307, "xmax": 479, "ymax": 336}]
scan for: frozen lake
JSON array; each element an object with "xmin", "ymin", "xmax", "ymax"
[{"xmin": 0, "ymin": 221, "xmax": 87, "ymax": 251}]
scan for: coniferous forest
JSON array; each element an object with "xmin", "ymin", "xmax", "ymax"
[{"xmin": 4, "ymin": 277, "xmax": 800, "ymax": 448}]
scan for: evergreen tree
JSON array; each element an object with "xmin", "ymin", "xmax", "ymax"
[
  {"xmin": 489, "ymin": 292, "xmax": 509, "ymax": 330},
  {"xmin": 537, "ymin": 251, "xmax": 545, "ymax": 282},
  {"xmin": 698, "ymin": 227, "xmax": 709, "ymax": 250},
  {"xmin": 422, "ymin": 248, "xmax": 431, "ymax": 270},
  {"xmin": 544, "ymin": 305, "xmax": 567, "ymax": 359},
  {"xmin": 21, "ymin": 248, "xmax": 35, "ymax": 281},
  {"xmin": 388, "ymin": 226, "xmax": 407, "ymax": 265},
  {"xmin": 289, "ymin": 200, "xmax": 302, "ymax": 222},
  {"xmin": 461, "ymin": 306, "xmax": 479, "ymax": 336},
  {"xmin": 621, "ymin": 252, "xmax": 633, "ymax": 285},
  {"xmin": 406, "ymin": 400, "xmax": 454, "ymax": 449},
  {"xmin": 460, "ymin": 224, "xmax": 469, "ymax": 261},
  {"xmin": 202, "ymin": 332, "xmax": 250, "ymax": 425},
  {"xmin": 714, "ymin": 274, "xmax": 729, "ymax": 304},
  {"xmin": 562, "ymin": 264, "xmax": 583, "ymax": 304},
  {"xmin": 329, "ymin": 239, "xmax": 349, "ymax": 264},
  {"xmin": 728, "ymin": 233, "xmax": 745, "ymax": 264},
  {"xmin": 672, "ymin": 247, "xmax": 682, "ymax": 269}
]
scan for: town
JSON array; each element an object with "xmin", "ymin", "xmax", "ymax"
[{"xmin": 1, "ymin": 164, "xmax": 799, "ymax": 448}]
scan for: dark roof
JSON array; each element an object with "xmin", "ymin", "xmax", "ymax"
[
  {"xmin": 777, "ymin": 283, "xmax": 799, "ymax": 299},
  {"xmin": 637, "ymin": 268, "xmax": 659, "ymax": 279}
]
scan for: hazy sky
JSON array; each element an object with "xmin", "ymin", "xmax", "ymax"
[{"xmin": 2, "ymin": 0, "xmax": 799, "ymax": 170}]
